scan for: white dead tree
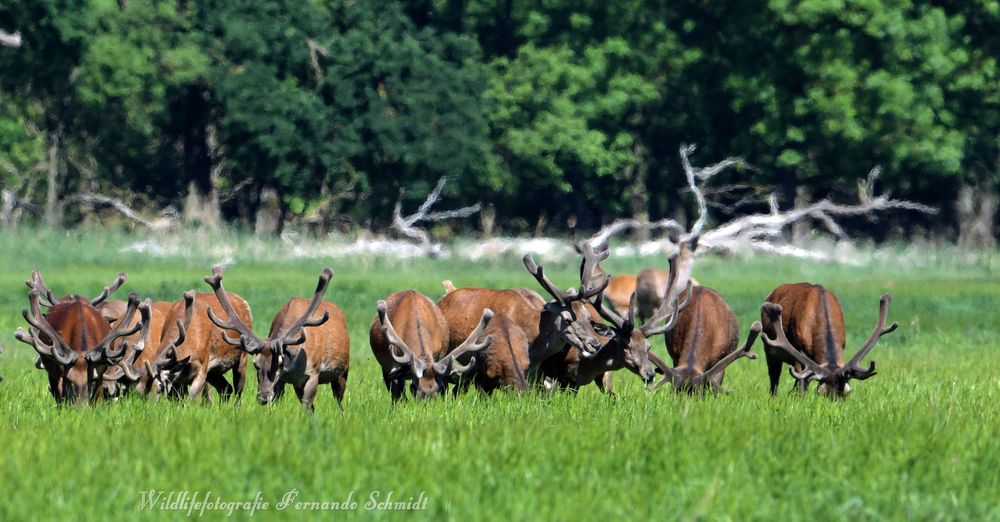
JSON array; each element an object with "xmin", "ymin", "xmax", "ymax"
[
  {"xmin": 0, "ymin": 29, "xmax": 21, "ymax": 48},
  {"xmin": 588, "ymin": 144, "xmax": 937, "ymax": 263},
  {"xmin": 390, "ymin": 176, "xmax": 482, "ymax": 254}
]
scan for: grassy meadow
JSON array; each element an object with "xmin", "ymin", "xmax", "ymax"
[{"xmin": 0, "ymin": 228, "xmax": 997, "ymax": 520}]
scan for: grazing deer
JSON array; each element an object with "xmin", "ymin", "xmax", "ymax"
[
  {"xmin": 100, "ymin": 298, "xmax": 163, "ymax": 398},
  {"xmin": 760, "ymin": 284, "xmax": 897, "ymax": 397},
  {"xmin": 370, "ymin": 291, "xmax": 493, "ymax": 401},
  {"xmin": 452, "ymin": 314, "xmax": 531, "ymax": 394},
  {"xmin": 15, "ymin": 271, "xmax": 144, "ymax": 404},
  {"xmin": 542, "ymin": 243, "xmax": 692, "ymax": 392},
  {"xmin": 437, "ymin": 254, "xmax": 608, "ymax": 384},
  {"xmin": 142, "ymin": 285, "xmax": 252, "ymax": 402},
  {"xmin": 135, "ymin": 296, "xmax": 192, "ymax": 396},
  {"xmin": 651, "ymin": 285, "xmax": 761, "ymax": 393},
  {"xmin": 203, "ymin": 267, "xmax": 350, "ymax": 412}
]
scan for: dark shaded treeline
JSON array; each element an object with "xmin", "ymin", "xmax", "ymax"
[{"xmin": 0, "ymin": 1, "xmax": 996, "ymax": 241}]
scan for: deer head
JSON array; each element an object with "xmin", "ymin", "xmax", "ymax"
[
  {"xmin": 377, "ymin": 301, "xmax": 493, "ymax": 400},
  {"xmin": 523, "ymin": 253, "xmax": 608, "ymax": 358},
  {"xmin": 761, "ymin": 294, "xmax": 897, "ymax": 398},
  {"xmin": 16, "ymin": 282, "xmax": 143, "ymax": 404},
  {"xmin": 583, "ymin": 241, "xmax": 694, "ymax": 385},
  {"xmin": 142, "ymin": 291, "xmax": 195, "ymax": 397},
  {"xmin": 205, "ymin": 266, "xmax": 332, "ymax": 405}
]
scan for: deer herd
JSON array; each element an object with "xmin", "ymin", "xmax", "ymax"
[{"xmin": 10, "ymin": 236, "xmax": 899, "ymax": 410}]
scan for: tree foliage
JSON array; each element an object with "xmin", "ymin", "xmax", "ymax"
[{"xmin": 0, "ymin": 0, "xmax": 997, "ymax": 237}]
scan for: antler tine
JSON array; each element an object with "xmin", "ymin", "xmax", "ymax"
[
  {"xmin": 642, "ymin": 281, "xmax": 692, "ymax": 336},
  {"xmin": 377, "ymin": 300, "xmax": 415, "ymax": 366},
  {"xmin": 26, "ymin": 270, "xmax": 59, "ymax": 307},
  {"xmin": 131, "ymin": 298, "xmax": 153, "ymax": 353},
  {"xmin": 435, "ymin": 308, "xmax": 495, "ymax": 375},
  {"xmin": 760, "ymin": 303, "xmax": 827, "ymax": 377},
  {"xmin": 203, "ymin": 266, "xmax": 258, "ymax": 345},
  {"xmin": 592, "ymin": 288, "xmax": 626, "ymax": 329},
  {"xmin": 643, "ymin": 242, "xmax": 694, "ymax": 329},
  {"xmin": 789, "ymin": 366, "xmax": 821, "ymax": 382},
  {"xmin": 22, "ymin": 290, "xmax": 77, "ymax": 365},
  {"xmin": 90, "ymin": 272, "xmax": 127, "ymax": 306},
  {"xmin": 88, "ymin": 292, "xmax": 143, "ymax": 363},
  {"xmin": 699, "ymin": 321, "xmax": 761, "ymax": 384},
  {"xmin": 523, "ymin": 254, "xmax": 571, "ymax": 306},
  {"xmin": 648, "ymin": 352, "xmax": 680, "ymax": 391},
  {"xmin": 847, "ymin": 293, "xmax": 898, "ymax": 371},
  {"xmin": 276, "ymin": 268, "xmax": 333, "ymax": 346},
  {"xmin": 578, "ymin": 242, "xmax": 610, "ymax": 290}
]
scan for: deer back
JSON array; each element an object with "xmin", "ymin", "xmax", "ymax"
[
  {"xmin": 763, "ymin": 283, "xmax": 846, "ymax": 367},
  {"xmin": 370, "ymin": 290, "xmax": 449, "ymax": 370},
  {"xmin": 269, "ymin": 297, "xmax": 349, "ymax": 371},
  {"xmin": 473, "ymin": 314, "xmax": 530, "ymax": 392},
  {"xmin": 437, "ymin": 287, "xmax": 541, "ymax": 348},
  {"xmin": 665, "ymin": 286, "xmax": 739, "ymax": 374},
  {"xmin": 173, "ymin": 292, "xmax": 251, "ymax": 369}
]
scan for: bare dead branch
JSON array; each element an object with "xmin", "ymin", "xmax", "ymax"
[
  {"xmin": 0, "ymin": 29, "xmax": 21, "ymax": 48},
  {"xmin": 390, "ymin": 176, "xmax": 482, "ymax": 250},
  {"xmin": 678, "ymin": 144, "xmax": 748, "ymax": 239},
  {"xmin": 63, "ymin": 193, "xmax": 165, "ymax": 230},
  {"xmin": 587, "ymin": 218, "xmax": 684, "ymax": 250},
  {"xmin": 307, "ymin": 39, "xmax": 329, "ymax": 84}
]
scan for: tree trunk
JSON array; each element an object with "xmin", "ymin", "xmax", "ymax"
[
  {"xmin": 792, "ymin": 186, "xmax": 810, "ymax": 245},
  {"xmin": 956, "ymin": 183, "xmax": 997, "ymax": 249},
  {"xmin": 0, "ymin": 189, "xmax": 14, "ymax": 228},
  {"xmin": 44, "ymin": 134, "xmax": 62, "ymax": 226},
  {"xmin": 254, "ymin": 187, "xmax": 281, "ymax": 236},
  {"xmin": 181, "ymin": 86, "xmax": 220, "ymax": 229},
  {"xmin": 625, "ymin": 142, "xmax": 650, "ymax": 241}
]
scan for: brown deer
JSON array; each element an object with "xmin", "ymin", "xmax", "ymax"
[
  {"xmin": 134, "ymin": 296, "xmax": 192, "ymax": 396},
  {"xmin": 439, "ymin": 254, "xmax": 609, "ymax": 384},
  {"xmin": 450, "ymin": 314, "xmax": 531, "ymax": 394},
  {"xmin": 14, "ymin": 271, "xmax": 144, "ymax": 404},
  {"xmin": 142, "ymin": 284, "xmax": 252, "ymax": 402},
  {"xmin": 543, "ymin": 243, "xmax": 693, "ymax": 392},
  {"xmin": 760, "ymin": 284, "xmax": 897, "ymax": 397},
  {"xmin": 650, "ymin": 284, "xmax": 761, "ymax": 393},
  {"xmin": 203, "ymin": 267, "xmax": 350, "ymax": 411},
  {"xmin": 370, "ymin": 291, "xmax": 493, "ymax": 401},
  {"xmin": 99, "ymin": 298, "xmax": 164, "ymax": 398}
]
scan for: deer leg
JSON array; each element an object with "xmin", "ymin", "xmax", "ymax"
[
  {"xmin": 187, "ymin": 368, "xmax": 209, "ymax": 402},
  {"xmin": 331, "ymin": 370, "xmax": 347, "ymax": 411},
  {"xmin": 765, "ymin": 351, "xmax": 783, "ymax": 396},
  {"xmin": 231, "ymin": 353, "xmax": 248, "ymax": 403},
  {"xmin": 206, "ymin": 372, "xmax": 234, "ymax": 402},
  {"xmin": 594, "ymin": 372, "xmax": 614, "ymax": 395},
  {"xmin": 389, "ymin": 378, "xmax": 406, "ymax": 403},
  {"xmin": 300, "ymin": 373, "xmax": 320, "ymax": 413}
]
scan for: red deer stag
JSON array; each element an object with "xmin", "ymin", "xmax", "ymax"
[
  {"xmin": 203, "ymin": 267, "xmax": 349, "ymax": 411},
  {"xmin": 450, "ymin": 314, "xmax": 531, "ymax": 394},
  {"xmin": 142, "ymin": 283, "xmax": 252, "ymax": 402},
  {"xmin": 760, "ymin": 284, "xmax": 897, "ymax": 397},
  {"xmin": 15, "ymin": 271, "xmax": 144, "ymax": 404},
  {"xmin": 370, "ymin": 291, "xmax": 493, "ymax": 401},
  {"xmin": 634, "ymin": 241, "xmax": 762, "ymax": 393},
  {"xmin": 135, "ymin": 295, "xmax": 193, "ymax": 396},
  {"xmin": 542, "ymin": 243, "xmax": 693, "ymax": 392},
  {"xmin": 437, "ymin": 254, "xmax": 609, "ymax": 385}
]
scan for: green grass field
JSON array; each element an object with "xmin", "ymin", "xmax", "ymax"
[{"xmin": 0, "ymin": 229, "xmax": 997, "ymax": 520}]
